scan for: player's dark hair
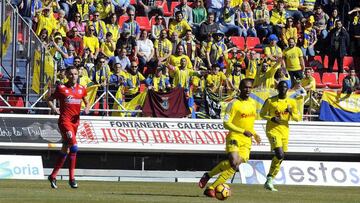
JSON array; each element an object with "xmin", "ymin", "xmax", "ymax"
[
  {"xmin": 66, "ymin": 66, "xmax": 78, "ymax": 72},
  {"xmin": 239, "ymin": 78, "xmax": 253, "ymax": 88},
  {"xmin": 277, "ymin": 80, "xmax": 288, "ymax": 88}
]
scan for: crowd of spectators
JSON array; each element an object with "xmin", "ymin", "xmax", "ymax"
[{"xmin": 12, "ymin": 0, "xmax": 360, "ymax": 115}]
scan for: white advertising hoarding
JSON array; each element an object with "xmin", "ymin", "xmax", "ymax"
[
  {"xmin": 0, "ymin": 155, "xmax": 44, "ymax": 179},
  {"xmin": 239, "ymin": 160, "xmax": 360, "ymax": 186}
]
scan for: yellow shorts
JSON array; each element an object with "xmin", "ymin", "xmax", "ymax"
[
  {"xmin": 267, "ymin": 133, "xmax": 289, "ymax": 152},
  {"xmin": 225, "ymin": 137, "xmax": 250, "ymax": 162}
]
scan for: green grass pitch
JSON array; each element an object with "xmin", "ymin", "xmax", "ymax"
[{"xmin": 0, "ymin": 180, "xmax": 359, "ymax": 203}]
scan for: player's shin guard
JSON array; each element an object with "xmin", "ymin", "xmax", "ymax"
[
  {"xmin": 69, "ymin": 145, "xmax": 78, "ymax": 181},
  {"xmin": 208, "ymin": 160, "xmax": 232, "ymax": 177},
  {"xmin": 268, "ymin": 156, "xmax": 283, "ymax": 178},
  {"xmin": 209, "ymin": 167, "xmax": 236, "ymax": 189},
  {"xmin": 50, "ymin": 151, "xmax": 68, "ymax": 179}
]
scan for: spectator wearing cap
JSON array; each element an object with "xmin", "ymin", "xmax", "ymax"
[
  {"xmin": 112, "ymin": 0, "xmax": 130, "ymax": 15},
  {"xmin": 51, "ymin": 33, "xmax": 69, "ymax": 70},
  {"xmin": 199, "ymin": 12, "xmax": 219, "ymax": 41},
  {"xmin": 137, "ymin": 0, "xmax": 164, "ymax": 18},
  {"xmin": 280, "ymin": 17, "xmax": 297, "ymax": 48},
  {"xmin": 237, "ymin": 1, "xmax": 257, "ymax": 37},
  {"xmin": 106, "ymin": 13, "xmax": 121, "ymax": 42},
  {"xmin": 218, "ymin": 0, "xmax": 242, "ymax": 36},
  {"xmin": 192, "ymin": 0, "xmax": 207, "ymax": 35},
  {"xmin": 83, "ymin": 25, "xmax": 100, "ymax": 59},
  {"xmin": 282, "ymin": 38, "xmax": 305, "ymax": 86},
  {"xmin": 327, "ymin": 20, "xmax": 350, "ymax": 74},
  {"xmin": 68, "ymin": 12, "xmax": 87, "ymax": 36},
  {"xmin": 206, "ymin": 0, "xmax": 223, "ymax": 22},
  {"xmin": 284, "ymin": 0, "xmax": 303, "ymax": 22},
  {"xmin": 174, "ymin": 0, "xmax": 193, "ymax": 25},
  {"xmin": 154, "ymin": 29, "xmax": 173, "ymax": 65},
  {"xmin": 265, "ymin": 34, "xmax": 283, "ymax": 64},
  {"xmin": 136, "ymin": 30, "xmax": 155, "ymax": 74},
  {"xmin": 122, "ymin": 7, "xmax": 141, "ymax": 40},
  {"xmin": 101, "ymin": 32, "xmax": 116, "ymax": 58},
  {"xmin": 35, "ymin": 6, "xmax": 57, "ymax": 36},
  {"xmin": 65, "ymin": 27, "xmax": 84, "ymax": 56},
  {"xmin": 207, "ymin": 31, "xmax": 227, "ymax": 69},
  {"xmin": 145, "ymin": 66, "xmax": 171, "ymax": 92},
  {"xmin": 116, "ymin": 29, "xmax": 138, "ymax": 60},
  {"xmin": 270, "ymin": 0, "xmax": 287, "ymax": 36},
  {"xmin": 151, "ymin": 15, "xmax": 166, "ymax": 40},
  {"xmin": 96, "ymin": 0, "xmax": 115, "ymax": 19},
  {"xmin": 169, "ymin": 11, "xmax": 192, "ymax": 38},
  {"xmin": 254, "ymin": 0, "xmax": 272, "ymax": 41}
]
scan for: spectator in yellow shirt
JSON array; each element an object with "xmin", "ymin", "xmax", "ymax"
[
  {"xmin": 56, "ymin": 9, "xmax": 69, "ymax": 38},
  {"xmin": 207, "ymin": 31, "xmax": 227, "ymax": 69},
  {"xmin": 265, "ymin": 34, "xmax": 283, "ymax": 64},
  {"xmin": 96, "ymin": 0, "xmax": 115, "ymax": 20},
  {"xmin": 88, "ymin": 11, "xmax": 107, "ymax": 41},
  {"xmin": 124, "ymin": 61, "xmax": 146, "ymax": 101},
  {"xmin": 78, "ymin": 64, "xmax": 93, "ymax": 87},
  {"xmin": 154, "ymin": 29, "xmax": 173, "ymax": 65},
  {"xmin": 100, "ymin": 32, "xmax": 116, "ymax": 58},
  {"xmin": 35, "ymin": 7, "xmax": 57, "ymax": 36},
  {"xmin": 169, "ymin": 11, "xmax": 192, "ymax": 38},
  {"xmin": 83, "ymin": 25, "xmax": 100, "ymax": 59},
  {"xmin": 106, "ymin": 13, "xmax": 121, "ymax": 42},
  {"xmin": 282, "ymin": 38, "xmax": 305, "ymax": 86},
  {"xmin": 206, "ymin": 64, "xmax": 228, "ymax": 93},
  {"xmin": 300, "ymin": 67, "xmax": 316, "ymax": 91},
  {"xmin": 284, "ymin": 0, "xmax": 303, "ymax": 22},
  {"xmin": 270, "ymin": 0, "xmax": 287, "ymax": 36},
  {"xmin": 167, "ymin": 44, "xmax": 193, "ymax": 70},
  {"xmin": 280, "ymin": 17, "xmax": 298, "ymax": 48}
]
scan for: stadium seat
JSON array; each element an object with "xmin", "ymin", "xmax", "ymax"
[
  {"xmin": 246, "ymin": 37, "xmax": 262, "ymax": 52},
  {"xmin": 338, "ymin": 73, "xmax": 347, "ymax": 86},
  {"xmin": 118, "ymin": 16, "xmax": 129, "ymax": 27},
  {"xmin": 170, "ymin": 2, "xmax": 181, "ymax": 15},
  {"xmin": 156, "ymin": 1, "xmax": 171, "ymax": 16},
  {"xmin": 130, "ymin": 0, "xmax": 137, "ymax": 5},
  {"xmin": 0, "ymin": 79, "xmax": 12, "ymax": 94},
  {"xmin": 312, "ymin": 72, "xmax": 326, "ymax": 88},
  {"xmin": 343, "ymin": 56, "xmax": 353, "ymax": 71},
  {"xmin": 230, "ymin": 36, "xmax": 245, "ymax": 49},
  {"xmin": 136, "ymin": 16, "xmax": 152, "ymax": 31},
  {"xmin": 267, "ymin": 4, "xmax": 274, "ymax": 11},
  {"xmin": 323, "ymin": 72, "xmax": 342, "ymax": 89},
  {"xmin": 140, "ymin": 83, "xmax": 146, "ymax": 92},
  {"xmin": 314, "ymin": 55, "xmax": 328, "ymax": 69}
]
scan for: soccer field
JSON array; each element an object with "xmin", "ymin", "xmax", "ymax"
[{"xmin": 0, "ymin": 180, "xmax": 359, "ymax": 203}]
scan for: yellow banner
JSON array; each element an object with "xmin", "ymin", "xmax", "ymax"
[
  {"xmin": 82, "ymin": 85, "xmax": 99, "ymax": 108},
  {"xmin": 321, "ymin": 91, "xmax": 360, "ymax": 113},
  {"xmin": 1, "ymin": 16, "xmax": 12, "ymax": 57},
  {"xmin": 31, "ymin": 50, "xmax": 55, "ymax": 94},
  {"xmin": 112, "ymin": 92, "xmax": 147, "ymax": 117},
  {"xmin": 31, "ymin": 50, "xmax": 41, "ymax": 94}
]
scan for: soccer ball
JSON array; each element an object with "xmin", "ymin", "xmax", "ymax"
[{"xmin": 215, "ymin": 183, "xmax": 231, "ymax": 200}]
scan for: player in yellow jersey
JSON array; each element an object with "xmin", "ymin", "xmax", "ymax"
[
  {"xmin": 260, "ymin": 81, "xmax": 300, "ymax": 191},
  {"xmin": 198, "ymin": 79, "xmax": 261, "ymax": 198}
]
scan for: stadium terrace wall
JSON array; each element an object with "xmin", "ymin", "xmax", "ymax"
[{"xmin": 0, "ymin": 114, "xmax": 360, "ymax": 154}]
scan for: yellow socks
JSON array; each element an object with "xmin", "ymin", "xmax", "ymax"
[
  {"xmin": 209, "ymin": 167, "xmax": 236, "ymax": 189},
  {"xmin": 208, "ymin": 160, "xmax": 231, "ymax": 177},
  {"xmin": 268, "ymin": 156, "xmax": 283, "ymax": 178}
]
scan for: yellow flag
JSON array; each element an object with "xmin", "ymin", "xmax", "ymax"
[
  {"xmin": 31, "ymin": 50, "xmax": 41, "ymax": 94},
  {"xmin": 1, "ymin": 16, "xmax": 12, "ymax": 57},
  {"xmin": 112, "ymin": 92, "xmax": 147, "ymax": 117},
  {"xmin": 82, "ymin": 85, "xmax": 99, "ymax": 108},
  {"xmin": 44, "ymin": 54, "xmax": 55, "ymax": 91}
]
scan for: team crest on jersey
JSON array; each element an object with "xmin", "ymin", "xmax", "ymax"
[
  {"xmin": 78, "ymin": 89, "xmax": 83, "ymax": 94},
  {"xmin": 161, "ymin": 97, "xmax": 169, "ymax": 110}
]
